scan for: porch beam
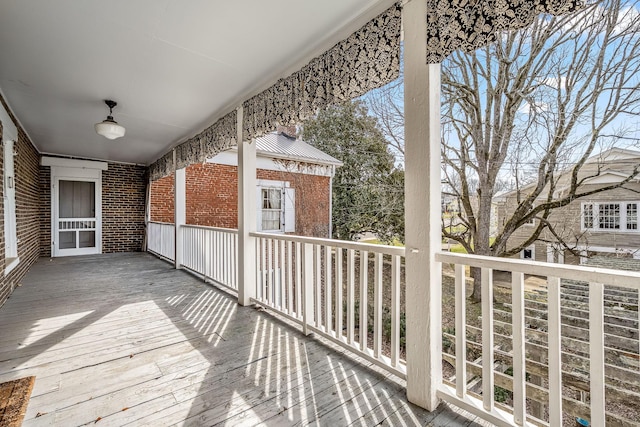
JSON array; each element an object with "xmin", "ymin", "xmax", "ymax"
[
  {"xmin": 174, "ymin": 155, "xmax": 186, "ymax": 269},
  {"xmin": 403, "ymin": 0, "xmax": 442, "ymax": 411},
  {"xmin": 237, "ymin": 106, "xmax": 257, "ymax": 306}
]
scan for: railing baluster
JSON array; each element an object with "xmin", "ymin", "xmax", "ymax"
[
  {"xmin": 295, "ymin": 242, "xmax": 302, "ymax": 318},
  {"xmin": 261, "ymin": 238, "xmax": 267, "ymax": 302},
  {"xmin": 287, "ymin": 240, "xmax": 293, "ymax": 315},
  {"xmin": 302, "ymin": 243, "xmax": 314, "ymax": 335},
  {"xmin": 274, "ymin": 238, "xmax": 280, "ymax": 308},
  {"xmin": 280, "ymin": 239, "xmax": 286, "ymax": 311},
  {"xmin": 198, "ymin": 229, "xmax": 202, "ymax": 271},
  {"xmin": 455, "ymin": 264, "xmax": 466, "ymax": 399},
  {"xmin": 213, "ymin": 230, "xmax": 218, "ymax": 281},
  {"xmin": 512, "ymin": 271, "xmax": 526, "ymax": 425},
  {"xmin": 590, "ymin": 282, "xmax": 605, "ymax": 427},
  {"xmin": 213, "ymin": 233, "xmax": 224, "ymax": 280},
  {"xmin": 391, "ymin": 255, "xmax": 400, "ymax": 367},
  {"xmin": 481, "ymin": 267, "xmax": 494, "ymax": 412},
  {"xmin": 359, "ymin": 250, "xmax": 369, "ymax": 352},
  {"xmin": 255, "ymin": 238, "xmax": 261, "ymax": 300},
  {"xmin": 548, "ymin": 276, "xmax": 563, "ymax": 426},
  {"xmin": 336, "ymin": 248, "xmax": 343, "ymax": 341},
  {"xmin": 374, "ymin": 253, "xmax": 383, "ymax": 359},
  {"xmin": 347, "ymin": 248, "xmax": 355, "ymax": 345},
  {"xmin": 233, "ymin": 233, "xmax": 238, "ymax": 289},
  {"xmin": 315, "ymin": 244, "xmax": 322, "ymax": 330},
  {"xmin": 325, "ymin": 245, "xmax": 332, "ymax": 335},
  {"xmin": 224, "ymin": 232, "xmax": 229, "ymax": 284},
  {"xmin": 268, "ymin": 239, "xmax": 274, "ymax": 305}
]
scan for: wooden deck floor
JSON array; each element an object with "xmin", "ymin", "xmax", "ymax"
[{"xmin": 0, "ymin": 253, "xmax": 485, "ymax": 426}]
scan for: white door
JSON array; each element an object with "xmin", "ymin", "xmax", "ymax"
[{"xmin": 53, "ymin": 176, "xmax": 101, "ymax": 256}]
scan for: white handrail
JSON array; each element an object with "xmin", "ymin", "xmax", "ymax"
[
  {"xmin": 437, "ymin": 251, "xmax": 640, "ymax": 289},
  {"xmin": 250, "ymin": 231, "xmax": 405, "ymax": 257}
]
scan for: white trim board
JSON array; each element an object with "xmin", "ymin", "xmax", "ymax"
[
  {"xmin": 207, "ymin": 151, "xmax": 334, "ymax": 177},
  {"xmin": 42, "ymin": 156, "xmax": 108, "ymax": 170}
]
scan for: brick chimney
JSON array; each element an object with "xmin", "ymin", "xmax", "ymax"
[{"xmin": 276, "ymin": 124, "xmax": 297, "ymax": 139}]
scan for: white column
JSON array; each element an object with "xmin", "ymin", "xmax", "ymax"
[
  {"xmin": 547, "ymin": 244, "xmax": 554, "ymax": 263},
  {"xmin": 403, "ymin": 0, "xmax": 442, "ymax": 411},
  {"xmin": 174, "ymin": 158, "xmax": 186, "ymax": 269},
  {"xmin": 237, "ymin": 106, "xmax": 257, "ymax": 306}
]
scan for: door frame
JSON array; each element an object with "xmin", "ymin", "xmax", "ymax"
[{"xmin": 50, "ymin": 164, "xmax": 104, "ymax": 257}]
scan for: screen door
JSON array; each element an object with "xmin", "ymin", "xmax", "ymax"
[{"xmin": 54, "ymin": 179, "xmax": 100, "ymax": 256}]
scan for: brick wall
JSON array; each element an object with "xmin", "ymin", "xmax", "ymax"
[
  {"xmin": 102, "ymin": 163, "xmax": 147, "ymax": 252},
  {"xmin": 39, "ymin": 167, "xmax": 50, "ymax": 256},
  {"xmin": 150, "ymin": 163, "xmax": 331, "ymax": 237},
  {"xmin": 39, "ymin": 162, "xmax": 147, "ymax": 256},
  {"xmin": 150, "ymin": 172, "xmax": 175, "ymax": 223},
  {"xmin": 0, "ymin": 96, "xmax": 42, "ymax": 307}
]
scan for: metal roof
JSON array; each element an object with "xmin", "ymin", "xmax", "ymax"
[{"xmin": 255, "ymin": 132, "xmax": 343, "ymax": 166}]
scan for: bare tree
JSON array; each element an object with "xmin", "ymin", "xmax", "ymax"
[{"xmin": 368, "ymin": 0, "xmax": 640, "ymax": 301}]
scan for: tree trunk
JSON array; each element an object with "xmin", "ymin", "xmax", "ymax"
[
  {"xmin": 470, "ymin": 266, "xmax": 482, "ymax": 302},
  {"xmin": 469, "ymin": 186, "xmax": 494, "ymax": 303}
]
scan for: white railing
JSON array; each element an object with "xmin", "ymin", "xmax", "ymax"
[
  {"xmin": 436, "ymin": 251, "xmax": 640, "ymax": 427},
  {"xmin": 251, "ymin": 232, "xmax": 407, "ymax": 379},
  {"xmin": 182, "ymin": 225, "xmax": 238, "ymax": 291},
  {"xmin": 147, "ymin": 221, "xmax": 175, "ymax": 261}
]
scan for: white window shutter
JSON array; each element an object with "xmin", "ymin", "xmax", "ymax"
[
  {"xmin": 284, "ymin": 187, "xmax": 295, "ymax": 233},
  {"xmin": 256, "ymin": 187, "xmax": 263, "ymax": 231}
]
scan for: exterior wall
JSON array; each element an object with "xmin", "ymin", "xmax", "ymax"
[
  {"xmin": 39, "ymin": 167, "xmax": 50, "ymax": 257},
  {"xmin": 149, "ymin": 163, "xmax": 332, "ymax": 238},
  {"xmin": 39, "ymin": 162, "xmax": 147, "ymax": 256},
  {"xmin": 102, "ymin": 163, "xmax": 147, "ymax": 253},
  {"xmin": 150, "ymin": 172, "xmax": 174, "ymax": 224},
  {"xmin": 0, "ymin": 97, "xmax": 43, "ymax": 307},
  {"xmin": 498, "ymin": 181, "xmax": 640, "ymax": 264}
]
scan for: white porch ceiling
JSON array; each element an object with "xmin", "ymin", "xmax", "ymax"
[{"xmin": 0, "ymin": 0, "xmax": 396, "ymax": 165}]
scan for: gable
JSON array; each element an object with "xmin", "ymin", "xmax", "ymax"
[{"xmin": 582, "ymin": 171, "xmax": 639, "ymax": 185}]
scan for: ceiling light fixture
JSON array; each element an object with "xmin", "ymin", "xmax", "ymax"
[{"xmin": 95, "ymin": 100, "xmax": 125, "ymax": 140}]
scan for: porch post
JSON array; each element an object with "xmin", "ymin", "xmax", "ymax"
[
  {"xmin": 237, "ymin": 106, "xmax": 257, "ymax": 306},
  {"xmin": 403, "ymin": 0, "xmax": 442, "ymax": 411},
  {"xmin": 174, "ymin": 152, "xmax": 186, "ymax": 269}
]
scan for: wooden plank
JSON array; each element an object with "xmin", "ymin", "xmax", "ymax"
[
  {"xmin": 511, "ymin": 272, "xmax": 525, "ymax": 426},
  {"xmin": 359, "ymin": 250, "xmax": 368, "ymax": 352},
  {"xmin": 325, "ymin": 245, "xmax": 332, "ymax": 334},
  {"xmin": 481, "ymin": 267, "xmax": 493, "ymax": 412},
  {"xmin": 373, "ymin": 253, "xmax": 383, "ymax": 359},
  {"xmin": 547, "ymin": 277, "xmax": 563, "ymax": 426},
  {"xmin": 335, "ymin": 248, "xmax": 343, "ymax": 341},
  {"xmin": 391, "ymin": 255, "xmax": 400, "ymax": 368},
  {"xmin": 454, "ymin": 264, "xmax": 466, "ymax": 399},
  {"xmin": 590, "ymin": 282, "xmax": 606, "ymax": 427},
  {"xmin": 347, "ymin": 249, "xmax": 355, "ymax": 345}
]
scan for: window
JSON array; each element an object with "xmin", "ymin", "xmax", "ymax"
[
  {"xmin": 521, "ymin": 245, "xmax": 535, "ymax": 260},
  {"xmin": 598, "ymin": 203, "xmax": 620, "ymax": 229},
  {"xmin": 583, "ymin": 203, "xmax": 594, "ymax": 229},
  {"xmin": 627, "ymin": 203, "xmax": 638, "ymax": 230},
  {"xmin": 261, "ymin": 188, "xmax": 282, "ymax": 231},
  {"xmin": 3, "ymin": 140, "xmax": 18, "ymax": 267},
  {"xmin": 257, "ymin": 180, "xmax": 295, "ymax": 233},
  {"xmin": 582, "ymin": 202, "xmax": 639, "ymax": 232}
]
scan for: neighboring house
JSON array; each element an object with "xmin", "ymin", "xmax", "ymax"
[
  {"xmin": 496, "ymin": 148, "xmax": 640, "ymax": 264},
  {"xmin": 150, "ymin": 130, "xmax": 342, "ymax": 238}
]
